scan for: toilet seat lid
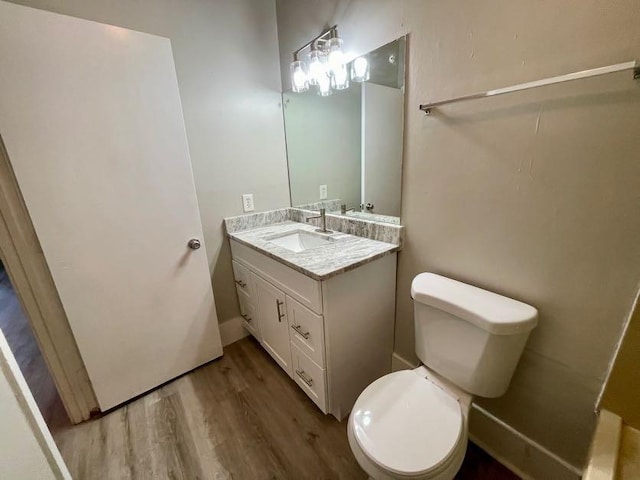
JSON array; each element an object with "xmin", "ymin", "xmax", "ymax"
[{"xmin": 350, "ymin": 371, "xmax": 463, "ymax": 476}]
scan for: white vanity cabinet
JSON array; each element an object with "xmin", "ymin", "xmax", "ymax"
[{"xmin": 230, "ymin": 239, "xmax": 397, "ymax": 420}]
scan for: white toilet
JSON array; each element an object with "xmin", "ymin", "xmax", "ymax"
[{"xmin": 348, "ymin": 273, "xmax": 538, "ymax": 480}]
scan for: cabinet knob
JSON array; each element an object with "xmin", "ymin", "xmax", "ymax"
[{"xmin": 188, "ymin": 238, "xmax": 201, "ymax": 250}]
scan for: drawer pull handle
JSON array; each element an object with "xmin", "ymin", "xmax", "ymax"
[
  {"xmin": 235, "ymin": 279, "xmax": 247, "ymax": 288},
  {"xmin": 295, "ymin": 369, "xmax": 314, "ymax": 387},
  {"xmin": 292, "ymin": 324, "xmax": 310, "ymax": 340},
  {"xmin": 241, "ymin": 313, "xmax": 252, "ymax": 322},
  {"xmin": 276, "ymin": 299, "xmax": 285, "ymax": 322}
]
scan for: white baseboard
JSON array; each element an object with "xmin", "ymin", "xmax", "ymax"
[
  {"xmin": 219, "ymin": 316, "xmax": 249, "ymax": 347},
  {"xmin": 391, "ymin": 352, "xmax": 418, "ymax": 371},
  {"xmin": 390, "ymin": 351, "xmax": 582, "ymax": 480},
  {"xmin": 469, "ymin": 405, "xmax": 582, "ymax": 480}
]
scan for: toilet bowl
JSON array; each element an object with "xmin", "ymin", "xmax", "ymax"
[
  {"xmin": 348, "ymin": 368, "xmax": 472, "ymax": 480},
  {"xmin": 348, "ymin": 273, "xmax": 538, "ymax": 479}
]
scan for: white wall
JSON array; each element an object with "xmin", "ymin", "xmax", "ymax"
[
  {"xmin": 7, "ymin": 0, "xmax": 290, "ymax": 323},
  {"xmin": 285, "ymin": 85, "xmax": 361, "ymax": 208},
  {"xmin": 0, "ymin": 331, "xmax": 70, "ymax": 479},
  {"xmin": 276, "ymin": 0, "xmax": 640, "ymax": 473}
]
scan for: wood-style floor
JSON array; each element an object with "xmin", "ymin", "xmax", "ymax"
[
  {"xmin": 53, "ymin": 336, "xmax": 519, "ymax": 480},
  {"xmin": 1, "ymin": 265, "xmax": 519, "ymax": 479},
  {"xmin": 54, "ymin": 337, "xmax": 365, "ymax": 479}
]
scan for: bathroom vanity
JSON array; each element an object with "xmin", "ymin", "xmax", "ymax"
[
  {"xmin": 225, "ymin": 210, "xmax": 401, "ymax": 420},
  {"xmin": 243, "ymin": 35, "xmax": 408, "ymax": 420}
]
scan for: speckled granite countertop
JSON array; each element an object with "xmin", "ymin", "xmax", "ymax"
[{"xmin": 227, "ymin": 221, "xmax": 399, "ymax": 281}]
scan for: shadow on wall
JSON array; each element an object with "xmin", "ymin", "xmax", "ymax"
[{"xmin": 212, "ymin": 226, "xmax": 241, "ymax": 323}]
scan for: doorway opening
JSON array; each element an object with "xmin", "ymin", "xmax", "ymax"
[{"xmin": 0, "ymin": 258, "xmax": 69, "ymax": 431}]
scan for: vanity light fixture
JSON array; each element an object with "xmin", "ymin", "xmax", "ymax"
[
  {"xmin": 290, "ymin": 55, "xmax": 309, "ymax": 93},
  {"xmin": 326, "ymin": 35, "xmax": 345, "ymax": 74},
  {"xmin": 289, "ymin": 25, "xmax": 353, "ymax": 96},
  {"xmin": 351, "ymin": 56, "xmax": 370, "ymax": 82},
  {"xmin": 307, "ymin": 48, "xmax": 325, "ymax": 86},
  {"xmin": 331, "ymin": 64, "xmax": 349, "ymax": 90},
  {"xmin": 317, "ymin": 71, "xmax": 332, "ymax": 96}
]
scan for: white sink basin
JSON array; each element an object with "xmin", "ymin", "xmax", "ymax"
[{"xmin": 268, "ymin": 230, "xmax": 333, "ymax": 253}]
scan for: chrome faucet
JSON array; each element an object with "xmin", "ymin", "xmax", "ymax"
[
  {"xmin": 340, "ymin": 204, "xmax": 355, "ymax": 215},
  {"xmin": 306, "ymin": 208, "xmax": 332, "ymax": 234}
]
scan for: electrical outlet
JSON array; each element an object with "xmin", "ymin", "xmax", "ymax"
[
  {"xmin": 242, "ymin": 194, "xmax": 254, "ymax": 212},
  {"xmin": 319, "ymin": 184, "xmax": 328, "ymax": 200}
]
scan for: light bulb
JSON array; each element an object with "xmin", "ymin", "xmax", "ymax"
[
  {"xmin": 326, "ymin": 37, "xmax": 345, "ymax": 74},
  {"xmin": 316, "ymin": 71, "xmax": 332, "ymax": 96},
  {"xmin": 331, "ymin": 65, "xmax": 349, "ymax": 90},
  {"xmin": 307, "ymin": 49, "xmax": 325, "ymax": 86},
  {"xmin": 351, "ymin": 56, "xmax": 370, "ymax": 82},
  {"xmin": 289, "ymin": 60, "xmax": 308, "ymax": 93}
]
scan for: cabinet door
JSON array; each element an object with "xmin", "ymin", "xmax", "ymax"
[{"xmin": 253, "ymin": 273, "xmax": 292, "ymax": 377}]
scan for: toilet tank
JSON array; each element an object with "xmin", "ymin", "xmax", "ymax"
[{"xmin": 411, "ymin": 273, "xmax": 538, "ymax": 398}]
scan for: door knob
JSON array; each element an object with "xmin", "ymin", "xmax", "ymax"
[{"xmin": 188, "ymin": 239, "xmax": 201, "ymax": 250}]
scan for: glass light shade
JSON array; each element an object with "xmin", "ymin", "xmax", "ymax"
[
  {"xmin": 351, "ymin": 56, "xmax": 370, "ymax": 82},
  {"xmin": 289, "ymin": 60, "xmax": 309, "ymax": 93},
  {"xmin": 316, "ymin": 71, "xmax": 332, "ymax": 96},
  {"xmin": 331, "ymin": 65, "xmax": 349, "ymax": 90},
  {"xmin": 326, "ymin": 37, "xmax": 345, "ymax": 74},
  {"xmin": 307, "ymin": 49, "xmax": 326, "ymax": 85}
]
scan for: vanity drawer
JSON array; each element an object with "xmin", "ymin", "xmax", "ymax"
[
  {"xmin": 291, "ymin": 342, "xmax": 327, "ymax": 413},
  {"xmin": 237, "ymin": 288, "xmax": 260, "ymax": 340},
  {"xmin": 232, "ymin": 260, "xmax": 253, "ymax": 298},
  {"xmin": 286, "ymin": 295, "xmax": 325, "ymax": 368},
  {"xmin": 230, "ymin": 240, "xmax": 322, "ymax": 314}
]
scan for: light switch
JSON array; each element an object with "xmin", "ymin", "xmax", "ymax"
[
  {"xmin": 242, "ymin": 194, "xmax": 254, "ymax": 212},
  {"xmin": 319, "ymin": 185, "xmax": 328, "ymax": 200}
]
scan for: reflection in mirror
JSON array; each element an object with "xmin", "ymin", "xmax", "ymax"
[{"xmin": 283, "ymin": 37, "xmax": 405, "ymax": 225}]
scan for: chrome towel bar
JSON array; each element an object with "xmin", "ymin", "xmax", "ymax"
[{"xmin": 419, "ymin": 60, "xmax": 639, "ymax": 115}]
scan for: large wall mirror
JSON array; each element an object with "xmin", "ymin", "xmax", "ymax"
[{"xmin": 283, "ymin": 37, "xmax": 406, "ymax": 224}]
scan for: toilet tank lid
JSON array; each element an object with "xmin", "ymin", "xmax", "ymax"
[{"xmin": 411, "ymin": 273, "xmax": 538, "ymax": 335}]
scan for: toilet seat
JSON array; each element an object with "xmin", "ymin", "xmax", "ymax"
[{"xmin": 349, "ymin": 370, "xmax": 465, "ymax": 478}]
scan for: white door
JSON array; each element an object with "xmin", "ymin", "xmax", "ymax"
[
  {"xmin": 0, "ymin": 2, "xmax": 223, "ymax": 410},
  {"xmin": 362, "ymin": 82, "xmax": 404, "ymax": 216},
  {"xmin": 252, "ymin": 274, "xmax": 292, "ymax": 376}
]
